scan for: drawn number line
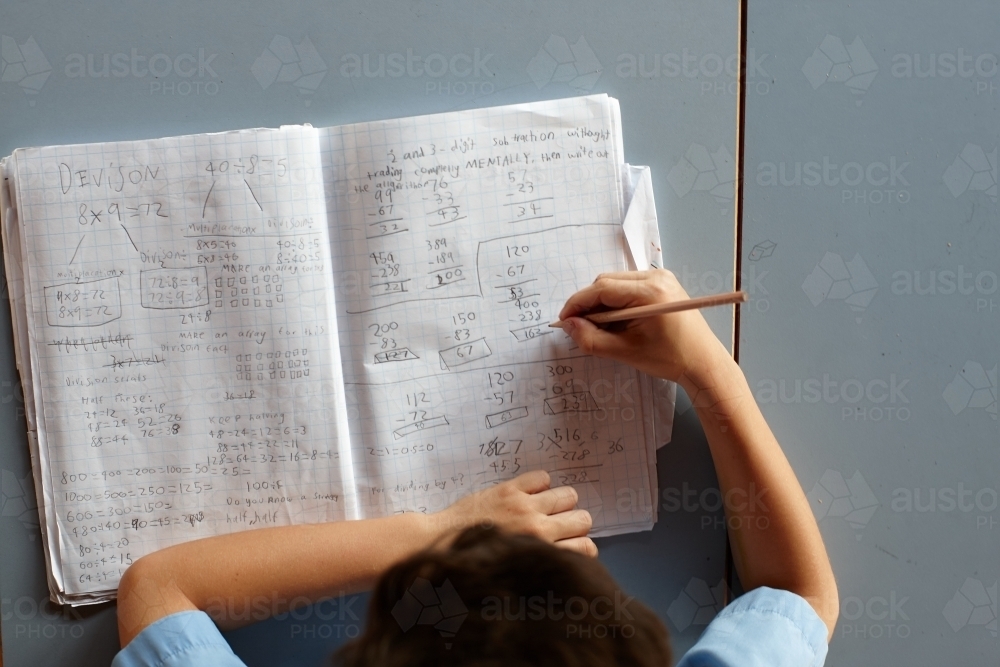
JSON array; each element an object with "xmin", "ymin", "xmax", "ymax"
[
  {"xmin": 370, "ymin": 279, "xmax": 411, "ymax": 288},
  {"xmin": 365, "ymin": 228, "xmax": 410, "ymax": 240},
  {"xmin": 509, "ymin": 215, "xmax": 554, "ymax": 224},
  {"xmin": 551, "ymin": 464, "xmax": 604, "ymax": 472},
  {"xmin": 494, "ymin": 278, "xmax": 538, "ymax": 289},
  {"xmin": 426, "ymin": 265, "xmax": 463, "ymax": 275},
  {"xmin": 428, "ymin": 216, "xmax": 468, "ymax": 227},
  {"xmin": 502, "ymin": 197, "xmax": 553, "ymax": 206},
  {"xmin": 497, "ymin": 291, "xmax": 539, "ymax": 304}
]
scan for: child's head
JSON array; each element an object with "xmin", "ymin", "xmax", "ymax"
[{"xmin": 334, "ymin": 525, "xmax": 671, "ymax": 666}]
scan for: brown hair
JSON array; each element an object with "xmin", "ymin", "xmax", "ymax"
[{"xmin": 334, "ymin": 525, "xmax": 671, "ymax": 667}]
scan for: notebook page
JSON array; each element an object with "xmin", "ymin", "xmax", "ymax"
[
  {"xmin": 322, "ymin": 95, "xmax": 656, "ymax": 535},
  {"xmin": 10, "ymin": 127, "xmax": 353, "ymax": 602}
]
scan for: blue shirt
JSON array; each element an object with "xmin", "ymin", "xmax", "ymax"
[{"xmin": 112, "ymin": 586, "xmax": 828, "ymax": 667}]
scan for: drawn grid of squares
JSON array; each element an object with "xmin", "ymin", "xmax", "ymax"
[
  {"xmin": 324, "ymin": 97, "xmax": 654, "ymax": 530},
  {"xmin": 14, "ymin": 127, "xmax": 349, "ymax": 599}
]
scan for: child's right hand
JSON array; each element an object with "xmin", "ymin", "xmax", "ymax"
[
  {"xmin": 562, "ymin": 270, "xmax": 841, "ymax": 639},
  {"xmin": 558, "ymin": 269, "xmax": 730, "ymax": 383}
]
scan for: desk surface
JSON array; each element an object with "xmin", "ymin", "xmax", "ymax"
[
  {"xmin": 0, "ymin": 2, "xmax": 739, "ymax": 665},
  {"xmin": 742, "ymin": 1, "xmax": 999, "ymax": 664}
]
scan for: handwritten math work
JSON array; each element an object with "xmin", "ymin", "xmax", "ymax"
[{"xmin": 1, "ymin": 95, "xmax": 665, "ymax": 604}]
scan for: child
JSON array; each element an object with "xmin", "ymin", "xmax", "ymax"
[{"xmin": 113, "ymin": 270, "xmax": 838, "ymax": 667}]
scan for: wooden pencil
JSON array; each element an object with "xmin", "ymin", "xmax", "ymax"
[{"xmin": 549, "ymin": 290, "xmax": 748, "ymax": 329}]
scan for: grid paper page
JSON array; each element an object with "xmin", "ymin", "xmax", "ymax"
[
  {"xmin": 322, "ymin": 95, "xmax": 657, "ymax": 535},
  {"xmin": 10, "ymin": 127, "xmax": 353, "ymax": 603}
]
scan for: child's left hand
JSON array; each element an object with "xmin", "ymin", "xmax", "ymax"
[{"xmin": 435, "ymin": 470, "xmax": 597, "ymax": 556}]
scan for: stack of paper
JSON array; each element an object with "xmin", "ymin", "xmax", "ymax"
[{"xmin": 1, "ymin": 95, "xmax": 673, "ymax": 604}]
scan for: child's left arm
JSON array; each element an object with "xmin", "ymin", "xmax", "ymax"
[{"xmin": 117, "ymin": 470, "xmax": 593, "ymax": 647}]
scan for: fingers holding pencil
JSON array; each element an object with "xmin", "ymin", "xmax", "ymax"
[
  {"xmin": 556, "ymin": 269, "xmax": 734, "ymax": 383},
  {"xmin": 559, "ymin": 315, "xmax": 632, "ymax": 362},
  {"xmin": 557, "ymin": 272, "xmax": 667, "ymax": 323}
]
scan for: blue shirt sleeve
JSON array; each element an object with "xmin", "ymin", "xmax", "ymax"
[
  {"xmin": 675, "ymin": 587, "xmax": 829, "ymax": 667},
  {"xmin": 112, "ymin": 610, "xmax": 248, "ymax": 667}
]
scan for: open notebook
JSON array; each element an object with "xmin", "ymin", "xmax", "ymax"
[{"xmin": 0, "ymin": 94, "xmax": 673, "ymax": 605}]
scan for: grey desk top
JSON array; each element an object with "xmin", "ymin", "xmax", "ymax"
[
  {"xmin": 742, "ymin": 1, "xmax": 999, "ymax": 664},
  {"xmin": 0, "ymin": 2, "xmax": 739, "ymax": 665}
]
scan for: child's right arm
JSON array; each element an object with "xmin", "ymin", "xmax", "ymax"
[{"xmin": 559, "ymin": 270, "xmax": 839, "ymax": 640}]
